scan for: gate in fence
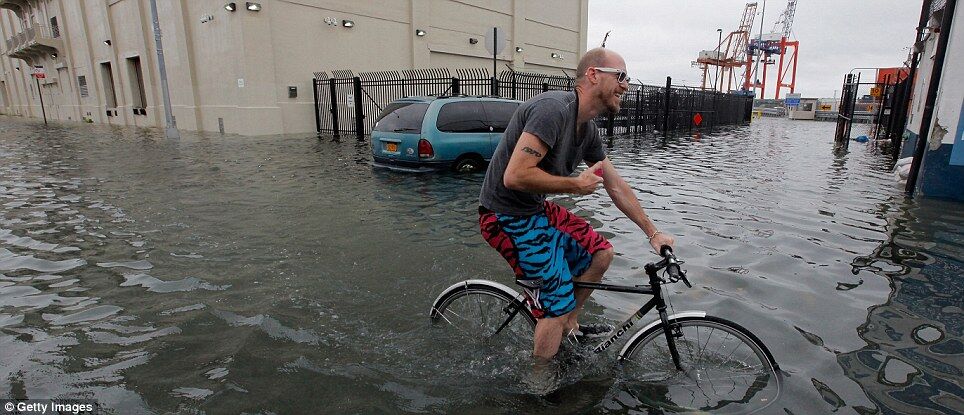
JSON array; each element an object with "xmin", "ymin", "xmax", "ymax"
[
  {"xmin": 313, "ymin": 68, "xmax": 753, "ymax": 139},
  {"xmin": 833, "ymin": 71, "xmax": 913, "ymax": 157}
]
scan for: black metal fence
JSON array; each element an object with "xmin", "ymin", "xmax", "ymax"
[{"xmin": 313, "ymin": 68, "xmax": 753, "ymax": 139}]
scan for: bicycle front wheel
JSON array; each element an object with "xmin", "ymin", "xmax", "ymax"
[{"xmin": 618, "ymin": 316, "xmax": 781, "ymax": 414}]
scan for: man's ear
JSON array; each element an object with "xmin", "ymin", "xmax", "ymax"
[{"xmin": 586, "ymin": 68, "xmax": 599, "ymax": 85}]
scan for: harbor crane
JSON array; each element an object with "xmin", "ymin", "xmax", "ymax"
[
  {"xmin": 747, "ymin": 0, "xmax": 799, "ymax": 99},
  {"xmin": 696, "ymin": 3, "xmax": 757, "ymax": 94}
]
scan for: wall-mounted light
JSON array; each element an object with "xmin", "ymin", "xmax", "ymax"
[
  {"xmin": 51, "ymin": 53, "xmax": 57, "ymax": 58},
  {"xmin": 224, "ymin": 2, "xmax": 236, "ymax": 11},
  {"xmin": 342, "ymin": 20, "xmax": 354, "ymax": 28},
  {"xmin": 415, "ymin": 29, "xmax": 426, "ymax": 37},
  {"xmin": 104, "ymin": 39, "xmax": 111, "ymax": 46},
  {"xmin": 550, "ymin": 52, "xmax": 562, "ymax": 59},
  {"xmin": 245, "ymin": 2, "xmax": 261, "ymax": 11},
  {"xmin": 469, "ymin": 37, "xmax": 478, "ymax": 44},
  {"xmin": 515, "ymin": 46, "xmax": 524, "ymax": 52}
]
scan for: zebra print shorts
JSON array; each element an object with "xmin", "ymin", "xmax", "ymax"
[{"xmin": 479, "ymin": 201, "xmax": 612, "ymax": 318}]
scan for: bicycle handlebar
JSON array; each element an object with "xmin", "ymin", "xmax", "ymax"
[{"xmin": 658, "ymin": 245, "xmax": 692, "ymax": 288}]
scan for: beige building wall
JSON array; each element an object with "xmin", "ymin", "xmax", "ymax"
[{"xmin": 0, "ymin": 0, "xmax": 588, "ymax": 136}]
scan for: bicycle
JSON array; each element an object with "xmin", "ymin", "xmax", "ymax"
[{"xmin": 429, "ymin": 246, "xmax": 782, "ymax": 413}]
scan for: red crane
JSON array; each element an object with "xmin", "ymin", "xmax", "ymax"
[{"xmin": 697, "ymin": 2, "xmax": 757, "ymax": 93}]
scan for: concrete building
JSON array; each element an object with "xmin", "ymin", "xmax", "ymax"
[
  {"xmin": 899, "ymin": 0, "xmax": 963, "ymax": 201},
  {"xmin": 0, "ymin": 0, "xmax": 588, "ymax": 135}
]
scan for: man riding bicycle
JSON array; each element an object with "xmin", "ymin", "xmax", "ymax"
[{"xmin": 478, "ymin": 48, "xmax": 675, "ymax": 359}]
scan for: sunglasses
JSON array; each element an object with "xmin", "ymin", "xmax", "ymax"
[{"xmin": 594, "ymin": 67, "xmax": 631, "ymax": 84}]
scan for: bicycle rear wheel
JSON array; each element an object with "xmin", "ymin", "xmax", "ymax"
[
  {"xmin": 618, "ymin": 316, "xmax": 781, "ymax": 414},
  {"xmin": 430, "ymin": 282, "xmax": 535, "ymax": 349}
]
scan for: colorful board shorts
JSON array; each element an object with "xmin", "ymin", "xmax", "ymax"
[{"xmin": 479, "ymin": 201, "xmax": 612, "ymax": 318}]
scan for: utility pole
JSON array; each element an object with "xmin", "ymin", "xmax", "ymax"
[
  {"xmin": 715, "ymin": 28, "xmax": 723, "ymax": 91},
  {"xmin": 149, "ymin": 0, "xmax": 179, "ymax": 139}
]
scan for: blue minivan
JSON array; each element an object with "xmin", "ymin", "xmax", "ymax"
[{"xmin": 371, "ymin": 96, "xmax": 522, "ymax": 172}]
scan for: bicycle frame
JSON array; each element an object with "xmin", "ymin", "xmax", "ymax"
[{"xmin": 495, "ymin": 260, "xmax": 689, "ymax": 370}]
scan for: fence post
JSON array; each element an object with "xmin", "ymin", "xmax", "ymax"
[
  {"xmin": 329, "ymin": 78, "xmax": 340, "ymax": 136},
  {"xmin": 313, "ymin": 78, "xmax": 321, "ymax": 133},
  {"xmin": 844, "ymin": 72, "xmax": 861, "ymax": 145},
  {"xmin": 687, "ymin": 92, "xmax": 693, "ymax": 132},
  {"xmin": 697, "ymin": 90, "xmax": 705, "ymax": 131},
  {"xmin": 451, "ymin": 77, "xmax": 460, "ymax": 95},
  {"xmin": 353, "ymin": 76, "xmax": 364, "ymax": 139},
  {"xmin": 834, "ymin": 74, "xmax": 849, "ymax": 144},
  {"xmin": 511, "ymin": 72, "xmax": 517, "ymax": 100},
  {"xmin": 663, "ymin": 76, "xmax": 671, "ymax": 136},
  {"xmin": 633, "ymin": 88, "xmax": 641, "ymax": 135},
  {"xmin": 491, "ymin": 76, "xmax": 500, "ymax": 96}
]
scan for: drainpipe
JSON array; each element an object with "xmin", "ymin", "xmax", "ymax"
[
  {"xmin": 148, "ymin": 0, "xmax": 179, "ymax": 139},
  {"xmin": 905, "ymin": 0, "xmax": 956, "ymax": 195}
]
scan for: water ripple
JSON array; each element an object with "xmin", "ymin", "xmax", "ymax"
[{"xmin": 0, "ymin": 248, "xmax": 86, "ymax": 273}]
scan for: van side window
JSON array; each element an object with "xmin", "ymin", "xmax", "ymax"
[
  {"xmin": 437, "ymin": 102, "xmax": 488, "ymax": 133},
  {"xmin": 482, "ymin": 101, "xmax": 520, "ymax": 133}
]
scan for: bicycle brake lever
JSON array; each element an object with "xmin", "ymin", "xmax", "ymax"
[{"xmin": 680, "ymin": 270, "xmax": 692, "ymax": 288}]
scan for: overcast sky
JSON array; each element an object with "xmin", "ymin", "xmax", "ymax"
[{"xmin": 587, "ymin": 0, "xmax": 923, "ymax": 98}]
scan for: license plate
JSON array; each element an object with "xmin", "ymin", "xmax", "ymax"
[{"xmin": 385, "ymin": 142, "xmax": 398, "ymax": 152}]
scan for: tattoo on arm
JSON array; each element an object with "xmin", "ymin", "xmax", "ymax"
[{"xmin": 521, "ymin": 146, "xmax": 543, "ymax": 158}]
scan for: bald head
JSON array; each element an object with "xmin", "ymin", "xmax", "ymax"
[{"xmin": 576, "ymin": 48, "xmax": 625, "ymax": 81}]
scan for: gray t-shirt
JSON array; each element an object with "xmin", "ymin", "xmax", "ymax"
[{"xmin": 479, "ymin": 90, "xmax": 606, "ymax": 216}]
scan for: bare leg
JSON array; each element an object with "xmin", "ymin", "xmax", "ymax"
[
  {"xmin": 532, "ymin": 314, "xmax": 569, "ymax": 359},
  {"xmin": 532, "ymin": 249, "xmax": 614, "ymax": 358},
  {"xmin": 566, "ymin": 248, "xmax": 614, "ymax": 331}
]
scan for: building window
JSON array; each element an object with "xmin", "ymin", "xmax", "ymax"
[
  {"xmin": 50, "ymin": 16, "xmax": 60, "ymax": 38},
  {"xmin": 100, "ymin": 62, "xmax": 117, "ymax": 108},
  {"xmin": 77, "ymin": 75, "xmax": 88, "ymax": 98},
  {"xmin": 127, "ymin": 56, "xmax": 147, "ymax": 109}
]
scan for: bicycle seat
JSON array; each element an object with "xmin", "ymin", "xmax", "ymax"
[{"xmin": 515, "ymin": 278, "xmax": 543, "ymax": 290}]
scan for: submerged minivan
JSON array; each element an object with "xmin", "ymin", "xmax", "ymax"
[{"xmin": 371, "ymin": 96, "xmax": 522, "ymax": 172}]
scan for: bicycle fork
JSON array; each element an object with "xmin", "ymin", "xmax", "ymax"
[{"xmin": 647, "ymin": 263, "xmax": 685, "ymax": 371}]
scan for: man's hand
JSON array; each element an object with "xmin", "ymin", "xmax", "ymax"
[
  {"xmin": 573, "ymin": 167, "xmax": 604, "ymax": 195},
  {"xmin": 649, "ymin": 232, "xmax": 675, "ymax": 254}
]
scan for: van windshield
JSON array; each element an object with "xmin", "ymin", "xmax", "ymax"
[{"xmin": 374, "ymin": 102, "xmax": 429, "ymax": 133}]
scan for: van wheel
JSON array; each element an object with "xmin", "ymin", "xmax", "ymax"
[{"xmin": 453, "ymin": 156, "xmax": 484, "ymax": 173}]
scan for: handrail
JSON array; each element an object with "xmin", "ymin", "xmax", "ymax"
[{"xmin": 5, "ymin": 23, "xmax": 58, "ymax": 51}]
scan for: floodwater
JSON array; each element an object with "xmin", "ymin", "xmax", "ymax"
[{"xmin": 0, "ymin": 115, "xmax": 960, "ymax": 414}]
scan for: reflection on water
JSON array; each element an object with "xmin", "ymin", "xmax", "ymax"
[
  {"xmin": 840, "ymin": 197, "xmax": 963, "ymax": 414},
  {"xmin": 0, "ymin": 116, "xmax": 961, "ymax": 414}
]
